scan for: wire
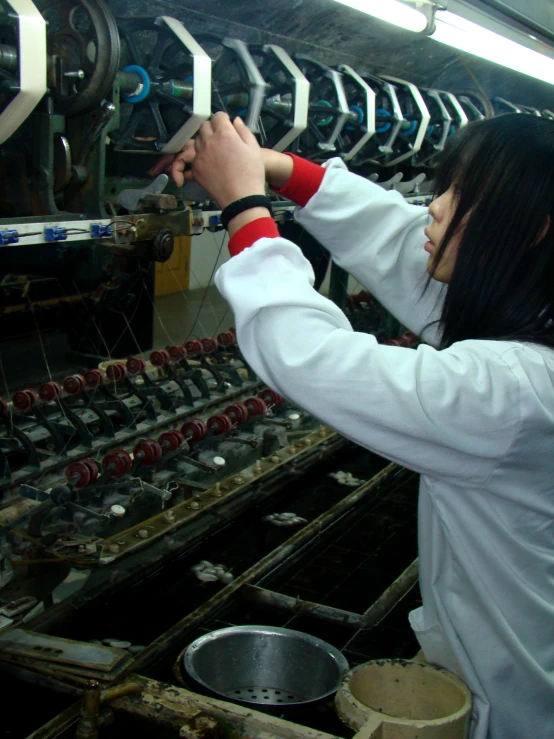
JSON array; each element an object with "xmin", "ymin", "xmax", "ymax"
[
  {"xmin": 185, "ymin": 229, "xmax": 227, "ymax": 341},
  {"xmin": 109, "ymin": 281, "xmax": 146, "ymax": 356}
]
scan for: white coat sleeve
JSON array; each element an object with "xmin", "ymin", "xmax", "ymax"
[
  {"xmin": 294, "ymin": 158, "xmax": 445, "ymax": 346},
  {"xmin": 215, "ymin": 238, "xmax": 522, "ymax": 486}
]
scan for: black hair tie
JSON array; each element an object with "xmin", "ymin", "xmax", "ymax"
[{"xmin": 220, "ymin": 195, "xmax": 273, "ymax": 230}]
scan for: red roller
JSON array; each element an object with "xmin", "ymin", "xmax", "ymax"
[
  {"xmin": 133, "ymin": 439, "xmax": 163, "ymax": 466},
  {"xmin": 383, "ymin": 338, "xmax": 402, "ymax": 347},
  {"xmin": 181, "ymin": 418, "xmax": 208, "ymax": 443},
  {"xmin": 207, "ymin": 413, "xmax": 233, "ymax": 435},
  {"xmin": 63, "ymin": 374, "xmax": 86, "ymax": 396},
  {"xmin": 66, "ymin": 459, "xmax": 99, "ymax": 488},
  {"xmin": 158, "ymin": 429, "xmax": 185, "ymax": 452},
  {"xmin": 224, "ymin": 402, "xmax": 249, "ymax": 424},
  {"xmin": 84, "ymin": 369, "xmax": 104, "ymax": 387},
  {"xmin": 0, "ymin": 398, "xmax": 8, "ymax": 417},
  {"xmin": 150, "ymin": 348, "xmax": 171, "ymax": 367},
  {"xmin": 83, "ymin": 459, "xmax": 100, "ymax": 484},
  {"xmin": 184, "ymin": 339, "xmax": 203, "ymax": 356},
  {"xmin": 201, "ymin": 337, "xmax": 218, "ymax": 354},
  {"xmin": 217, "ymin": 331, "xmax": 235, "ymax": 348},
  {"xmin": 106, "ymin": 362, "xmax": 127, "ymax": 382},
  {"xmin": 258, "ymin": 388, "xmax": 283, "ymax": 407},
  {"xmin": 102, "ymin": 449, "xmax": 132, "ymax": 478},
  {"xmin": 168, "ymin": 345, "xmax": 187, "ymax": 362},
  {"xmin": 13, "ymin": 389, "xmax": 37, "ymax": 412},
  {"xmin": 126, "ymin": 357, "xmax": 146, "ymax": 375},
  {"xmin": 245, "ymin": 396, "xmax": 267, "ymax": 417},
  {"xmin": 38, "ymin": 381, "xmax": 62, "ymax": 403}
]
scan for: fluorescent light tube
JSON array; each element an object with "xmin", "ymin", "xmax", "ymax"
[
  {"xmin": 332, "ymin": 0, "xmax": 428, "ymax": 33},
  {"xmin": 432, "ymin": 10, "xmax": 554, "ymax": 86}
]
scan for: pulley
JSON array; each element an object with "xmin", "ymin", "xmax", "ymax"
[
  {"xmin": 197, "ymin": 34, "xmax": 267, "ymax": 134},
  {"xmin": 112, "ymin": 15, "xmax": 211, "ymax": 153},
  {"xmin": 248, "ymin": 44, "xmax": 309, "ymax": 152},
  {"xmin": 41, "ymin": 0, "xmax": 120, "ymax": 117},
  {"xmin": 290, "ymin": 55, "xmax": 350, "ymax": 161}
]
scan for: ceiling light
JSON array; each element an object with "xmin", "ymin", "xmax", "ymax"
[
  {"xmin": 432, "ymin": 10, "xmax": 554, "ymax": 86},
  {"xmin": 332, "ymin": 0, "xmax": 428, "ymax": 33}
]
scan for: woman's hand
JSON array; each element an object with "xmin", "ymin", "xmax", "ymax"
[
  {"xmin": 182, "ymin": 112, "xmax": 265, "ymax": 209},
  {"xmin": 151, "ymin": 122, "xmax": 294, "ymax": 194}
]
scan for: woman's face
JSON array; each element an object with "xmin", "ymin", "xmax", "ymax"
[{"xmin": 424, "ymin": 186, "xmax": 463, "ymax": 283}]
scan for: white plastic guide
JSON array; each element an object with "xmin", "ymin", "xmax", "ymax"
[{"xmin": 0, "ymin": 0, "xmax": 47, "ymax": 145}]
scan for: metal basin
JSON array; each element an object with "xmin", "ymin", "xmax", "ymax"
[{"xmin": 184, "ymin": 625, "xmax": 349, "ymax": 707}]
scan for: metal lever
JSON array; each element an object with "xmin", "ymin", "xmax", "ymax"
[{"xmin": 118, "ymin": 174, "xmax": 169, "ymax": 212}]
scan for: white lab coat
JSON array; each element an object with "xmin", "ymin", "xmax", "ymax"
[{"xmin": 215, "ymin": 158, "xmax": 554, "ymax": 738}]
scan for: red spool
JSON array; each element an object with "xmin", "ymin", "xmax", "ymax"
[
  {"xmin": 133, "ymin": 439, "xmax": 163, "ymax": 466},
  {"xmin": 38, "ymin": 381, "xmax": 62, "ymax": 403},
  {"xmin": 168, "ymin": 345, "xmax": 187, "ymax": 362},
  {"xmin": 63, "ymin": 374, "xmax": 86, "ymax": 396},
  {"xmin": 181, "ymin": 418, "xmax": 208, "ymax": 443},
  {"xmin": 84, "ymin": 369, "xmax": 104, "ymax": 387},
  {"xmin": 184, "ymin": 339, "xmax": 203, "ymax": 356},
  {"xmin": 201, "ymin": 337, "xmax": 218, "ymax": 354},
  {"xmin": 258, "ymin": 388, "xmax": 283, "ymax": 407},
  {"xmin": 217, "ymin": 331, "xmax": 235, "ymax": 348},
  {"xmin": 13, "ymin": 389, "xmax": 37, "ymax": 412},
  {"xmin": 126, "ymin": 357, "xmax": 146, "ymax": 375},
  {"xmin": 245, "ymin": 396, "xmax": 267, "ymax": 417},
  {"xmin": 158, "ymin": 429, "xmax": 185, "ymax": 452},
  {"xmin": 106, "ymin": 362, "xmax": 127, "ymax": 382},
  {"xmin": 150, "ymin": 349, "xmax": 170, "ymax": 367},
  {"xmin": 224, "ymin": 402, "xmax": 249, "ymax": 424},
  {"xmin": 207, "ymin": 413, "xmax": 233, "ymax": 435},
  {"xmin": 102, "ymin": 449, "xmax": 132, "ymax": 478},
  {"xmin": 83, "ymin": 459, "xmax": 100, "ymax": 484},
  {"xmin": 66, "ymin": 459, "xmax": 99, "ymax": 488}
]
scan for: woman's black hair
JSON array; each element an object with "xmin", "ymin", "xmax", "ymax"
[{"xmin": 428, "ymin": 113, "xmax": 554, "ymax": 350}]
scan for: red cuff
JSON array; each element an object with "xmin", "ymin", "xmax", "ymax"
[
  {"xmin": 228, "ymin": 217, "xmax": 280, "ymax": 257},
  {"xmin": 272, "ymin": 153, "xmax": 325, "ymax": 207}
]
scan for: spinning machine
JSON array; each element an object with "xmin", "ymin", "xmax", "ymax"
[{"xmin": 0, "ymin": 1, "xmax": 550, "ymax": 736}]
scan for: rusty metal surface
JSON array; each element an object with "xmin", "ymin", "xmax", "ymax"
[
  {"xmin": 99, "ymin": 426, "xmax": 338, "ymax": 563},
  {"xmin": 27, "ymin": 433, "xmax": 347, "ymax": 636},
  {"xmin": 109, "ymin": 0, "xmax": 554, "ymax": 110},
  {"xmin": 128, "ymin": 462, "xmax": 400, "ymax": 680},
  {"xmin": 242, "ymin": 557, "xmax": 419, "ymax": 629},
  {"xmin": 0, "ymin": 629, "xmax": 128, "ymax": 671},
  {"xmin": 109, "ymin": 675, "xmax": 344, "ymax": 739}
]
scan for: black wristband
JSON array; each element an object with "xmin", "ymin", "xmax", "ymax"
[{"xmin": 220, "ymin": 195, "xmax": 273, "ymax": 230}]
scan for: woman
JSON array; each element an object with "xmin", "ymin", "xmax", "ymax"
[{"xmin": 170, "ymin": 112, "xmax": 554, "ymax": 738}]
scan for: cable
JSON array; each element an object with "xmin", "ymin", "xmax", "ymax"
[{"xmin": 185, "ymin": 229, "xmax": 227, "ymax": 341}]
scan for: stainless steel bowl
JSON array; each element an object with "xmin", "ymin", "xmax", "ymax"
[{"xmin": 184, "ymin": 625, "xmax": 349, "ymax": 707}]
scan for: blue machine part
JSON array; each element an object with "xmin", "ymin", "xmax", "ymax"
[
  {"xmin": 44, "ymin": 226, "xmax": 68, "ymax": 242},
  {"xmin": 403, "ymin": 119, "xmax": 418, "ymax": 136},
  {"xmin": 91, "ymin": 224, "xmax": 112, "ymax": 238},
  {"xmin": 345, "ymin": 104, "xmax": 364, "ymax": 131},
  {"xmin": 0, "ymin": 229, "xmax": 19, "ymax": 245},
  {"xmin": 208, "ymin": 215, "xmax": 221, "ymax": 227},
  {"xmin": 376, "ymin": 108, "xmax": 392, "ymax": 134},
  {"xmin": 122, "ymin": 65, "xmax": 151, "ymax": 103}
]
